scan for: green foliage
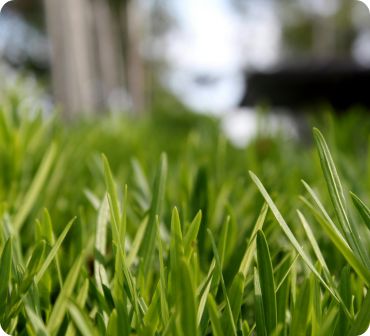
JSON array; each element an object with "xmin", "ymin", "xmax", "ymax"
[{"xmin": 0, "ymin": 96, "xmax": 369, "ymax": 334}]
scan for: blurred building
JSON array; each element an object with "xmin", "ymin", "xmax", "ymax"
[{"xmin": 1, "ymin": 0, "xmax": 370, "ymax": 115}]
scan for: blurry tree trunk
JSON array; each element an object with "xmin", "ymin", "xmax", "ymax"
[
  {"xmin": 124, "ymin": 0, "xmax": 147, "ymax": 113},
  {"xmin": 44, "ymin": 0, "xmax": 148, "ymax": 117},
  {"xmin": 44, "ymin": 0, "xmax": 97, "ymax": 117}
]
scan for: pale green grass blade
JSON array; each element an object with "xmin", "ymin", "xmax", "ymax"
[
  {"xmin": 35, "ymin": 217, "xmax": 75, "ymax": 284},
  {"xmin": 177, "ymin": 258, "xmax": 198, "ymax": 336},
  {"xmin": 46, "ymin": 255, "xmax": 84, "ymax": 334},
  {"xmin": 297, "ymin": 210, "xmax": 331, "ymax": 281},
  {"xmin": 256, "ymin": 230, "xmax": 277, "ymax": 335},
  {"xmin": 254, "ymin": 267, "xmax": 267, "ymax": 336},
  {"xmin": 68, "ymin": 301, "xmax": 98, "ymax": 336},
  {"xmin": 65, "ymin": 279, "xmax": 90, "ymax": 336},
  {"xmin": 249, "ymin": 171, "xmax": 338, "ymax": 301},
  {"xmin": 310, "ymin": 269, "xmax": 322, "ymax": 336},
  {"xmin": 239, "ymin": 203, "xmax": 268, "ymax": 277},
  {"xmin": 313, "ymin": 128, "xmax": 370, "ymax": 268},
  {"xmin": 207, "ymin": 293, "xmax": 223, "ymax": 336},
  {"xmin": 131, "ymin": 158, "xmax": 151, "ymax": 203},
  {"xmin": 301, "ymin": 185, "xmax": 370, "ymax": 285},
  {"xmin": 170, "ymin": 208, "xmax": 184, "ymax": 300},
  {"xmin": 275, "ymin": 254, "xmax": 299, "ymax": 293},
  {"xmin": 140, "ymin": 153, "xmax": 167, "ymax": 276},
  {"xmin": 318, "ymin": 305, "xmax": 339, "ymax": 336},
  {"xmin": 13, "ymin": 143, "xmax": 57, "ymax": 231},
  {"xmin": 224, "ymin": 272, "xmax": 245, "ymax": 335},
  {"xmin": 184, "ymin": 210, "xmax": 202, "ymax": 258},
  {"xmin": 156, "ymin": 216, "xmax": 169, "ymax": 326},
  {"xmin": 290, "ymin": 277, "xmax": 311, "ymax": 336},
  {"xmin": 94, "ymin": 195, "xmax": 110, "ymax": 292},
  {"xmin": 127, "ymin": 216, "xmax": 147, "ymax": 267},
  {"xmin": 25, "ymin": 306, "xmax": 49, "ymax": 336},
  {"xmin": 349, "ymin": 290, "xmax": 370, "ymax": 336},
  {"xmin": 102, "ymin": 154, "xmax": 121, "ymax": 228},
  {"xmin": 350, "ymin": 192, "xmax": 370, "ymax": 230},
  {"xmin": 197, "ymin": 274, "xmax": 213, "ymax": 326},
  {"xmin": 0, "ymin": 238, "xmax": 12, "ymax": 314},
  {"xmin": 208, "ymin": 229, "xmax": 237, "ymax": 336}
]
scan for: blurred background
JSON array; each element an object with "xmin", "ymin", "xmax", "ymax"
[{"xmin": 0, "ymin": 0, "xmax": 369, "ymax": 145}]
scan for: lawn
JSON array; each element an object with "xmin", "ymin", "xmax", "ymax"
[{"xmin": 0, "ymin": 91, "xmax": 369, "ymax": 335}]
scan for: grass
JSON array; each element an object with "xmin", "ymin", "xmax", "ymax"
[{"xmin": 0, "ymin": 91, "xmax": 369, "ymax": 335}]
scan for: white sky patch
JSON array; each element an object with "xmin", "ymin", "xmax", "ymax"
[
  {"xmin": 162, "ymin": 0, "xmax": 281, "ymax": 113},
  {"xmin": 0, "ymin": 0, "xmax": 12, "ymax": 13},
  {"xmin": 356, "ymin": 0, "xmax": 370, "ymax": 12}
]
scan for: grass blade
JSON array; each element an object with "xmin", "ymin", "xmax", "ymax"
[
  {"xmin": 350, "ymin": 192, "xmax": 370, "ymax": 230},
  {"xmin": 35, "ymin": 217, "xmax": 75, "ymax": 284},
  {"xmin": 256, "ymin": 230, "xmax": 277, "ymax": 335},
  {"xmin": 313, "ymin": 128, "xmax": 369, "ymax": 268},
  {"xmin": 207, "ymin": 293, "xmax": 223, "ymax": 336},
  {"xmin": 46, "ymin": 255, "xmax": 84, "ymax": 334},
  {"xmin": 254, "ymin": 267, "xmax": 267, "ymax": 336},
  {"xmin": 139, "ymin": 153, "xmax": 167, "ymax": 276},
  {"xmin": 0, "ymin": 238, "xmax": 12, "ymax": 315},
  {"xmin": 249, "ymin": 171, "xmax": 338, "ymax": 301},
  {"xmin": 13, "ymin": 143, "xmax": 57, "ymax": 231}
]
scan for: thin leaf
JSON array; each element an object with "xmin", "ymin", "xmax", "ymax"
[
  {"xmin": 350, "ymin": 192, "xmax": 370, "ymax": 231},
  {"xmin": 13, "ymin": 143, "xmax": 57, "ymax": 231},
  {"xmin": 256, "ymin": 230, "xmax": 277, "ymax": 335},
  {"xmin": 139, "ymin": 153, "xmax": 167, "ymax": 276}
]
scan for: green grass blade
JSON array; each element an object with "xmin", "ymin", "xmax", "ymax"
[
  {"xmin": 208, "ymin": 229, "xmax": 237, "ymax": 336},
  {"xmin": 127, "ymin": 216, "xmax": 147, "ymax": 268},
  {"xmin": 297, "ymin": 210, "xmax": 331, "ymax": 281},
  {"xmin": 313, "ymin": 128, "xmax": 370, "ymax": 268},
  {"xmin": 0, "ymin": 238, "xmax": 12, "ymax": 312},
  {"xmin": 46, "ymin": 255, "xmax": 84, "ymax": 334},
  {"xmin": 224, "ymin": 272, "xmax": 245, "ymax": 335},
  {"xmin": 25, "ymin": 306, "xmax": 49, "ymax": 336},
  {"xmin": 94, "ymin": 195, "xmax": 110, "ymax": 292},
  {"xmin": 197, "ymin": 274, "xmax": 213, "ymax": 326},
  {"xmin": 350, "ymin": 192, "xmax": 370, "ymax": 230},
  {"xmin": 35, "ymin": 217, "xmax": 75, "ymax": 284},
  {"xmin": 249, "ymin": 171, "xmax": 338, "ymax": 301},
  {"xmin": 349, "ymin": 290, "xmax": 370, "ymax": 336},
  {"xmin": 13, "ymin": 143, "xmax": 57, "ymax": 231},
  {"xmin": 102, "ymin": 154, "xmax": 121, "ymax": 229},
  {"xmin": 65, "ymin": 279, "xmax": 90, "ymax": 336},
  {"xmin": 207, "ymin": 293, "xmax": 223, "ymax": 336},
  {"xmin": 183, "ymin": 210, "xmax": 202, "ymax": 258},
  {"xmin": 156, "ymin": 216, "xmax": 169, "ymax": 326},
  {"xmin": 290, "ymin": 277, "xmax": 311, "ymax": 336},
  {"xmin": 239, "ymin": 203, "xmax": 268, "ymax": 277},
  {"xmin": 301, "ymin": 186, "xmax": 370, "ymax": 285},
  {"xmin": 139, "ymin": 153, "xmax": 167, "ymax": 276},
  {"xmin": 177, "ymin": 258, "xmax": 198, "ymax": 336},
  {"xmin": 68, "ymin": 301, "xmax": 98, "ymax": 336},
  {"xmin": 254, "ymin": 267, "xmax": 267, "ymax": 336},
  {"xmin": 256, "ymin": 230, "xmax": 277, "ymax": 335}
]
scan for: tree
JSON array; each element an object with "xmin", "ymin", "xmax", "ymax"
[{"xmin": 44, "ymin": 0, "xmax": 147, "ymax": 117}]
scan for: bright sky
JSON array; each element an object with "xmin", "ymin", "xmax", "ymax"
[{"xmin": 162, "ymin": 0, "xmax": 281, "ymax": 114}]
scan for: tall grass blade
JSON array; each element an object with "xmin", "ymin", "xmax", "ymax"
[
  {"xmin": 256, "ymin": 230, "xmax": 277, "ymax": 335},
  {"xmin": 207, "ymin": 293, "xmax": 223, "ymax": 336},
  {"xmin": 249, "ymin": 171, "xmax": 338, "ymax": 301},
  {"xmin": 13, "ymin": 143, "xmax": 57, "ymax": 231},
  {"xmin": 350, "ymin": 192, "xmax": 370, "ymax": 230},
  {"xmin": 46, "ymin": 255, "xmax": 84, "ymax": 334},
  {"xmin": 313, "ymin": 128, "xmax": 369, "ymax": 268},
  {"xmin": 35, "ymin": 217, "xmax": 75, "ymax": 283},
  {"xmin": 140, "ymin": 153, "xmax": 167, "ymax": 276}
]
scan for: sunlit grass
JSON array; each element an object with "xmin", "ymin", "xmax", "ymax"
[{"xmin": 0, "ymin": 96, "xmax": 369, "ymax": 335}]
